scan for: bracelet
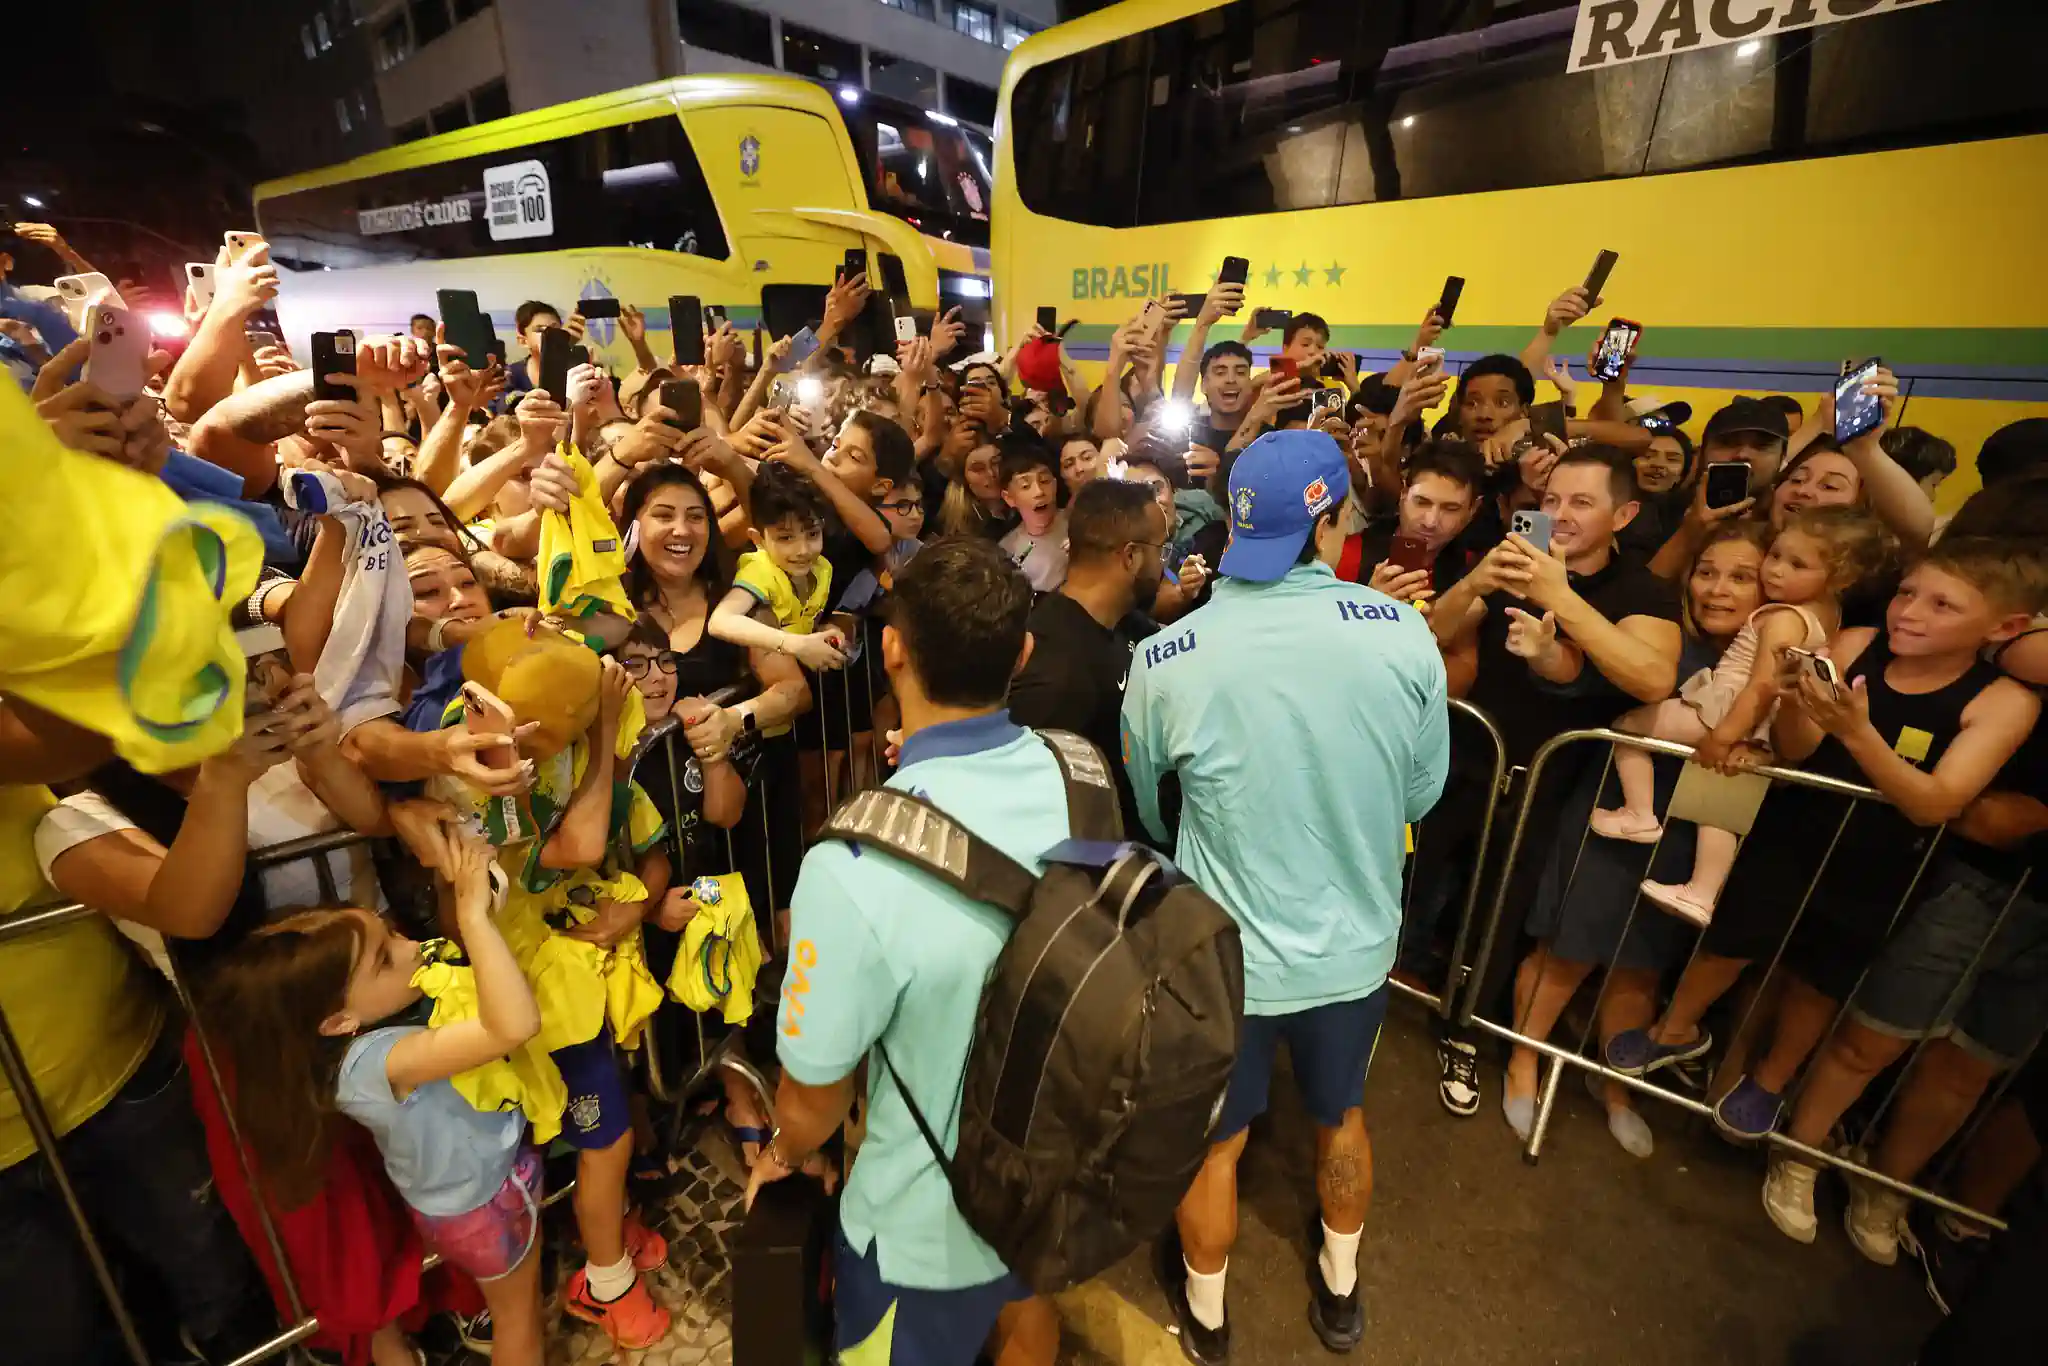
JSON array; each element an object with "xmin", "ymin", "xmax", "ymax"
[
  {"xmin": 765, "ymin": 1126, "xmax": 807, "ymax": 1171},
  {"xmin": 427, "ymin": 617, "xmax": 453, "ymax": 652}
]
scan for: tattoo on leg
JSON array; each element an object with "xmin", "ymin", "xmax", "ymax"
[{"xmin": 1318, "ymin": 1149, "xmax": 1363, "ymax": 1206}]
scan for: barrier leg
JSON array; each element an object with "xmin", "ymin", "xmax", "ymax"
[
  {"xmin": 1438, "ymin": 701, "xmax": 1511, "ymax": 1023},
  {"xmin": 0, "ymin": 997, "xmax": 153, "ymax": 1366}
]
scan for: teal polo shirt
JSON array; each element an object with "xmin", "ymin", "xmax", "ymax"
[
  {"xmin": 1120, "ymin": 562, "xmax": 1449, "ymax": 1015},
  {"xmin": 774, "ymin": 709, "xmax": 1068, "ymax": 1291}
]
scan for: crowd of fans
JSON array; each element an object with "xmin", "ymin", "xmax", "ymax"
[{"xmin": 4, "ymin": 211, "xmax": 2048, "ymax": 1366}]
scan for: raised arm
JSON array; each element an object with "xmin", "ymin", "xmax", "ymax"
[{"xmin": 163, "ymin": 246, "xmax": 278, "ymax": 424}]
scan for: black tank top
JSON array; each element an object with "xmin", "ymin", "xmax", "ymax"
[{"xmin": 1801, "ymin": 631, "xmax": 2001, "ymax": 786}]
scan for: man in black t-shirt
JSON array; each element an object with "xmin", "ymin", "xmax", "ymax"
[
  {"xmin": 1006, "ymin": 478, "xmax": 1166, "ymax": 838},
  {"xmin": 1421, "ymin": 445, "xmax": 1683, "ymax": 1119}
]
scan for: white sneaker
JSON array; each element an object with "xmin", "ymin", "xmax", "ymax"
[
  {"xmin": 1845, "ymin": 1180, "xmax": 1909, "ymax": 1266},
  {"xmin": 1438, "ymin": 1038, "xmax": 1481, "ymax": 1117},
  {"xmin": 1763, "ymin": 1158, "xmax": 1820, "ymax": 1244}
]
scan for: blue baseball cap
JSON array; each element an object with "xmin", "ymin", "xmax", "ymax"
[{"xmin": 1217, "ymin": 429, "xmax": 1350, "ymax": 583}]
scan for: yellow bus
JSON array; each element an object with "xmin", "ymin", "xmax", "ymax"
[
  {"xmin": 254, "ymin": 74, "xmax": 993, "ymax": 367},
  {"xmin": 993, "ymin": 0, "xmax": 2048, "ymax": 509}
]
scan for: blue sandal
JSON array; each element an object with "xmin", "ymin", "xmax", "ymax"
[{"xmin": 1605, "ymin": 1026, "xmax": 1714, "ymax": 1077}]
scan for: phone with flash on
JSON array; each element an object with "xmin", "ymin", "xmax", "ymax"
[{"xmin": 1510, "ymin": 509, "xmax": 1554, "ymax": 554}]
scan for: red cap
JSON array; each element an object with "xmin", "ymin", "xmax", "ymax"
[{"xmin": 1015, "ymin": 336, "xmax": 1063, "ymax": 393}]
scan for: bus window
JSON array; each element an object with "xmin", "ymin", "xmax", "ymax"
[
  {"xmin": 260, "ymin": 112, "xmax": 728, "ymax": 269},
  {"xmin": 846, "ymin": 97, "xmax": 993, "ymax": 246}
]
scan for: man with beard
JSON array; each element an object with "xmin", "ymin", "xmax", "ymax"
[{"xmin": 1006, "ymin": 478, "xmax": 1168, "ymax": 838}]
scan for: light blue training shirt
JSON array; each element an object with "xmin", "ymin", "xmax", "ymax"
[
  {"xmin": 337, "ymin": 1026, "xmax": 525, "ymax": 1218},
  {"xmin": 1120, "ymin": 561, "xmax": 1449, "ymax": 1015},
  {"xmin": 776, "ymin": 710, "xmax": 1069, "ymax": 1292}
]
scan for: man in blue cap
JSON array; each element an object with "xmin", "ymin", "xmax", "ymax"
[{"xmin": 1122, "ymin": 429, "xmax": 1449, "ymax": 1361}]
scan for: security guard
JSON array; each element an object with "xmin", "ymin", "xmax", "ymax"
[{"xmin": 1122, "ymin": 428, "xmax": 1449, "ymax": 1362}]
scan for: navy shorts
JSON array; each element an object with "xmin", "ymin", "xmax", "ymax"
[
  {"xmin": 551, "ymin": 1035, "xmax": 631, "ymax": 1149},
  {"xmin": 834, "ymin": 1229, "xmax": 1027, "ymax": 1366},
  {"xmin": 1215, "ymin": 985, "xmax": 1390, "ymax": 1139}
]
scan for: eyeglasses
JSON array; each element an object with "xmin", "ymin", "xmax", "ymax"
[
  {"xmin": 621, "ymin": 651, "xmax": 677, "ymax": 679},
  {"xmin": 880, "ymin": 499, "xmax": 923, "ymax": 513},
  {"xmin": 1125, "ymin": 538, "xmax": 1167, "ymax": 556}
]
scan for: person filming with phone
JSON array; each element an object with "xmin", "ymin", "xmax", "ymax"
[
  {"xmin": 1420, "ymin": 445, "xmax": 1683, "ymax": 1119},
  {"xmin": 1334, "ymin": 439, "xmax": 1486, "ymax": 606}
]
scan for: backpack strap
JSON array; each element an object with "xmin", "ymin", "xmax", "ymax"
[
  {"xmin": 817, "ymin": 788, "xmax": 1038, "ymax": 919},
  {"xmin": 1034, "ymin": 729, "xmax": 1123, "ymax": 843}
]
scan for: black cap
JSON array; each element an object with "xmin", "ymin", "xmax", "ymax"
[
  {"xmin": 1978, "ymin": 417, "xmax": 2048, "ymax": 489},
  {"xmin": 1703, "ymin": 396, "xmax": 1789, "ymax": 445}
]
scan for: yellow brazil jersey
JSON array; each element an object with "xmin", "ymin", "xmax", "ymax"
[
  {"xmin": 0, "ymin": 787, "xmax": 166, "ymax": 1170},
  {"xmin": 538, "ymin": 449, "xmax": 634, "ymax": 625},
  {"xmin": 733, "ymin": 550, "xmax": 832, "ymax": 636}
]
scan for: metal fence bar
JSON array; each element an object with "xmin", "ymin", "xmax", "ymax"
[
  {"xmin": 0, "ymin": 994, "xmax": 153, "ymax": 1366},
  {"xmin": 1465, "ymin": 725, "xmax": 2020, "ymax": 1231},
  {"xmin": 1436, "ymin": 699, "xmax": 1512, "ymax": 1022}
]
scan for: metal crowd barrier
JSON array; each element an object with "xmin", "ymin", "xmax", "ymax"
[
  {"xmin": 1456, "ymin": 725, "xmax": 2038, "ymax": 1234},
  {"xmin": 1387, "ymin": 697, "xmax": 1511, "ymax": 1021}
]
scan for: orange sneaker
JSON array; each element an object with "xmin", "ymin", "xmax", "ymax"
[
  {"xmin": 624, "ymin": 1213, "xmax": 669, "ymax": 1272},
  {"xmin": 563, "ymin": 1269, "xmax": 671, "ymax": 1349}
]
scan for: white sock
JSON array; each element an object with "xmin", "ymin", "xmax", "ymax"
[
  {"xmin": 1183, "ymin": 1256, "xmax": 1227, "ymax": 1330},
  {"xmin": 1318, "ymin": 1220, "xmax": 1362, "ymax": 1297},
  {"xmin": 584, "ymin": 1251, "xmax": 636, "ymax": 1303}
]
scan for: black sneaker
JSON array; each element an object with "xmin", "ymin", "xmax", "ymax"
[
  {"xmin": 1902, "ymin": 1206, "xmax": 1991, "ymax": 1316},
  {"xmin": 1304, "ymin": 1212, "xmax": 1364, "ymax": 1353},
  {"xmin": 1153, "ymin": 1227, "xmax": 1229, "ymax": 1366},
  {"xmin": 1438, "ymin": 1037, "xmax": 1481, "ymax": 1116}
]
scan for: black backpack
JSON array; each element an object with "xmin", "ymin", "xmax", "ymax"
[{"xmin": 817, "ymin": 729, "xmax": 1245, "ymax": 1293}]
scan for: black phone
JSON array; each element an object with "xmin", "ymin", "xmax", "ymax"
[
  {"xmin": 668, "ymin": 295, "xmax": 704, "ymax": 365},
  {"xmin": 579, "ymin": 297, "xmax": 621, "ymax": 320},
  {"xmin": 538, "ymin": 327, "xmax": 573, "ymax": 401},
  {"xmin": 1835, "ymin": 358, "xmax": 1884, "ymax": 442},
  {"xmin": 246, "ymin": 304, "xmax": 283, "ymax": 343},
  {"xmin": 1704, "ymin": 460, "xmax": 1752, "ymax": 510},
  {"xmin": 877, "ymin": 253, "xmax": 909, "ymax": 300},
  {"xmin": 437, "ymin": 288, "xmax": 496, "ymax": 364},
  {"xmin": 1530, "ymin": 401, "xmax": 1569, "ymax": 443},
  {"xmin": 1036, "ymin": 305, "xmax": 1058, "ymax": 333},
  {"xmin": 841, "ymin": 248, "xmax": 867, "ymax": 284},
  {"xmin": 569, "ymin": 343, "xmax": 590, "ymax": 370},
  {"xmin": 862, "ymin": 291, "xmax": 896, "ymax": 359},
  {"xmin": 1218, "ymin": 256, "xmax": 1250, "ymax": 286},
  {"xmin": 1584, "ymin": 249, "xmax": 1619, "ymax": 301},
  {"xmin": 1253, "ymin": 307, "xmax": 1291, "ymax": 333},
  {"xmin": 1436, "ymin": 275, "xmax": 1465, "ymax": 327},
  {"xmin": 310, "ymin": 330, "xmax": 355, "ymax": 403},
  {"xmin": 659, "ymin": 378, "xmax": 702, "ymax": 431},
  {"xmin": 1590, "ymin": 318, "xmax": 1643, "ymax": 381},
  {"xmin": 1169, "ymin": 292, "xmax": 1206, "ymax": 317}
]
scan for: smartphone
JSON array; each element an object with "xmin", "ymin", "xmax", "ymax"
[
  {"xmin": 894, "ymin": 313, "xmax": 919, "ymax": 344},
  {"xmin": 1703, "ymin": 460, "xmax": 1752, "ymax": 510},
  {"xmin": 786, "ymin": 325, "xmax": 821, "ymax": 367},
  {"xmin": 1414, "ymin": 345, "xmax": 1445, "ymax": 372},
  {"xmin": 568, "ymin": 343, "xmax": 590, "ymax": 371},
  {"xmin": 579, "ymin": 296, "xmax": 621, "ymax": 320},
  {"xmin": 877, "ymin": 253, "xmax": 909, "ymax": 300},
  {"xmin": 55, "ymin": 272, "xmax": 121, "ymax": 325},
  {"xmin": 667, "ymin": 295, "xmax": 704, "ymax": 365},
  {"xmin": 1590, "ymin": 318, "xmax": 1642, "ymax": 382},
  {"xmin": 224, "ymin": 231, "xmax": 265, "ymax": 262},
  {"xmin": 184, "ymin": 262, "xmax": 217, "ymax": 312},
  {"xmin": 1835, "ymin": 358, "xmax": 1884, "ymax": 443},
  {"xmin": 1271, "ymin": 356, "xmax": 1299, "ymax": 384},
  {"xmin": 1389, "ymin": 532, "xmax": 1432, "ymax": 574},
  {"xmin": 1036, "ymin": 305, "xmax": 1058, "ymax": 333},
  {"xmin": 1169, "ymin": 292, "xmax": 1206, "ymax": 317},
  {"xmin": 841, "ymin": 247, "xmax": 867, "ymax": 284},
  {"xmin": 310, "ymin": 330, "xmax": 356, "ymax": 403},
  {"xmin": 707, "ymin": 304, "xmax": 729, "ymax": 329},
  {"xmin": 237, "ymin": 623, "xmax": 292, "ymax": 716},
  {"xmin": 246, "ymin": 305, "xmax": 284, "ymax": 346},
  {"xmin": 1782, "ymin": 646, "xmax": 1841, "ymax": 692},
  {"xmin": 659, "ymin": 377, "xmax": 702, "ymax": 431},
  {"xmin": 1530, "ymin": 401, "xmax": 1569, "ymax": 442},
  {"xmin": 83, "ymin": 302, "xmax": 150, "ymax": 400},
  {"xmin": 1436, "ymin": 275, "xmax": 1465, "ymax": 327},
  {"xmin": 538, "ymin": 326, "xmax": 573, "ymax": 400},
  {"xmin": 1510, "ymin": 509, "xmax": 1554, "ymax": 553},
  {"xmin": 1218, "ymin": 256, "xmax": 1250, "ymax": 286},
  {"xmin": 1253, "ymin": 307, "xmax": 1292, "ymax": 333},
  {"xmin": 461, "ymin": 683, "xmax": 520, "ymax": 773},
  {"xmin": 1309, "ymin": 388, "xmax": 1346, "ymax": 418},
  {"xmin": 437, "ymin": 287, "xmax": 496, "ymax": 364},
  {"xmin": 1583, "ymin": 249, "xmax": 1619, "ymax": 301}
]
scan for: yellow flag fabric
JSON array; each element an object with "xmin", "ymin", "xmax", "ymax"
[
  {"xmin": 412, "ymin": 958, "xmax": 570, "ymax": 1145},
  {"xmin": 666, "ymin": 871, "xmax": 761, "ymax": 1025},
  {"xmin": 0, "ymin": 383, "xmax": 263, "ymax": 773},
  {"xmin": 538, "ymin": 449, "xmax": 634, "ymax": 623}
]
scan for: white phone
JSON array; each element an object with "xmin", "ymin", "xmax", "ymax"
[
  {"xmin": 185, "ymin": 262, "xmax": 217, "ymax": 313},
  {"xmin": 83, "ymin": 302, "xmax": 151, "ymax": 400},
  {"xmin": 55, "ymin": 272, "xmax": 123, "ymax": 328},
  {"xmin": 1415, "ymin": 345, "xmax": 1446, "ymax": 372},
  {"xmin": 893, "ymin": 313, "xmax": 918, "ymax": 344},
  {"xmin": 223, "ymin": 230, "xmax": 265, "ymax": 263}
]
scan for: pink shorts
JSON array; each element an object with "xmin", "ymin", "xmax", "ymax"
[{"xmin": 410, "ymin": 1146, "xmax": 543, "ymax": 1282}]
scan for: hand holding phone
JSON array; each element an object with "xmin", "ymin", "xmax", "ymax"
[
  {"xmin": 537, "ymin": 327, "xmax": 573, "ymax": 401},
  {"xmin": 83, "ymin": 303, "xmax": 151, "ymax": 400},
  {"xmin": 1834, "ymin": 358, "xmax": 1885, "ymax": 442},
  {"xmin": 1590, "ymin": 318, "xmax": 1642, "ymax": 382},
  {"xmin": 658, "ymin": 378, "xmax": 702, "ymax": 431},
  {"xmin": 1252, "ymin": 308, "xmax": 1292, "ymax": 334},
  {"xmin": 1703, "ymin": 460, "xmax": 1752, "ymax": 510},
  {"xmin": 1389, "ymin": 532, "xmax": 1432, "ymax": 574},
  {"xmin": 579, "ymin": 297, "xmax": 621, "ymax": 320},
  {"xmin": 1218, "ymin": 256, "xmax": 1250, "ymax": 286},
  {"xmin": 1510, "ymin": 509, "xmax": 1554, "ymax": 554},
  {"xmin": 311, "ymin": 331, "xmax": 357, "ymax": 403},
  {"xmin": 462, "ymin": 684, "xmax": 521, "ymax": 775}
]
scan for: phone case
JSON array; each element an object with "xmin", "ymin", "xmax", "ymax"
[
  {"xmin": 1437, "ymin": 276, "xmax": 1465, "ymax": 326},
  {"xmin": 83, "ymin": 304, "xmax": 150, "ymax": 399},
  {"xmin": 225, "ymin": 232, "xmax": 264, "ymax": 262},
  {"xmin": 660, "ymin": 378, "xmax": 702, "ymax": 430},
  {"xmin": 787, "ymin": 327, "xmax": 821, "ymax": 366},
  {"xmin": 1219, "ymin": 256, "xmax": 1249, "ymax": 285},
  {"xmin": 186, "ymin": 263, "xmax": 216, "ymax": 312},
  {"xmin": 538, "ymin": 329, "xmax": 573, "ymax": 400},
  {"xmin": 1584, "ymin": 250, "xmax": 1619, "ymax": 299},
  {"xmin": 462, "ymin": 685, "xmax": 519, "ymax": 773},
  {"xmin": 895, "ymin": 314, "xmax": 919, "ymax": 343},
  {"xmin": 311, "ymin": 332, "xmax": 357, "ymax": 403},
  {"xmin": 579, "ymin": 297, "xmax": 621, "ymax": 319},
  {"xmin": 669, "ymin": 296, "xmax": 705, "ymax": 365}
]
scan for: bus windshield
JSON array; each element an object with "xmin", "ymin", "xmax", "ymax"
[{"xmin": 845, "ymin": 97, "xmax": 993, "ymax": 248}]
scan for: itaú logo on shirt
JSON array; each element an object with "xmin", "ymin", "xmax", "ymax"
[{"xmin": 1143, "ymin": 629, "xmax": 1196, "ymax": 669}]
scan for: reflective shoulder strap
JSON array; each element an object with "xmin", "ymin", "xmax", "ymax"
[
  {"xmin": 1034, "ymin": 729, "xmax": 1124, "ymax": 843},
  {"xmin": 816, "ymin": 788, "xmax": 1037, "ymax": 919}
]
